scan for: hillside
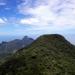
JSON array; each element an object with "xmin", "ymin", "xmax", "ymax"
[{"xmin": 0, "ymin": 34, "xmax": 75, "ymax": 75}]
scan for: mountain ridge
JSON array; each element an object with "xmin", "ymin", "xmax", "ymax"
[
  {"xmin": 0, "ymin": 34, "xmax": 75, "ymax": 75},
  {"xmin": 0, "ymin": 36, "xmax": 34, "ymax": 58}
]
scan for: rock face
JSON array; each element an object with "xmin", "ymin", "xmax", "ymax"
[
  {"xmin": 0, "ymin": 36, "xmax": 34, "ymax": 56},
  {"xmin": 0, "ymin": 34, "xmax": 75, "ymax": 75}
]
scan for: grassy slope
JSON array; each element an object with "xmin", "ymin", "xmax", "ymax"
[{"xmin": 0, "ymin": 34, "xmax": 75, "ymax": 75}]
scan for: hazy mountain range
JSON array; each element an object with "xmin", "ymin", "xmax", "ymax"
[
  {"xmin": 0, "ymin": 34, "xmax": 75, "ymax": 75},
  {"xmin": 0, "ymin": 36, "xmax": 34, "ymax": 58}
]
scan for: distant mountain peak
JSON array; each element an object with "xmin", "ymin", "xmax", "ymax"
[
  {"xmin": 23, "ymin": 36, "xmax": 29, "ymax": 39},
  {"xmin": 1, "ymin": 41, "xmax": 7, "ymax": 44},
  {"xmin": 0, "ymin": 35, "xmax": 34, "ymax": 54}
]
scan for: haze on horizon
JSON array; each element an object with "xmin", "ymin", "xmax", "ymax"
[{"xmin": 0, "ymin": 0, "xmax": 75, "ymax": 44}]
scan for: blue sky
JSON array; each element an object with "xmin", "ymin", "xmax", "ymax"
[{"xmin": 0, "ymin": 0, "xmax": 75, "ymax": 44}]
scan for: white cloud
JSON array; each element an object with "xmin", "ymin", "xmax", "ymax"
[
  {"xmin": 5, "ymin": 7, "xmax": 11, "ymax": 10},
  {"xmin": 18, "ymin": 0, "xmax": 75, "ymax": 28},
  {"xmin": 0, "ymin": 0, "xmax": 6, "ymax": 6},
  {"xmin": 0, "ymin": 18, "xmax": 6, "ymax": 24},
  {"xmin": 19, "ymin": 5, "xmax": 57, "ymax": 26},
  {"xmin": 20, "ymin": 18, "xmax": 40, "ymax": 25},
  {"xmin": 0, "ymin": 2, "xmax": 6, "ymax": 5}
]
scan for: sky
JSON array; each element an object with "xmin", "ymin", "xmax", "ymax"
[{"xmin": 0, "ymin": 0, "xmax": 75, "ymax": 44}]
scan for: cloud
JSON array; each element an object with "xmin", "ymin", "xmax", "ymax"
[
  {"xmin": 0, "ymin": 0, "xmax": 6, "ymax": 6},
  {"xmin": 20, "ymin": 18, "xmax": 40, "ymax": 25},
  {"xmin": 0, "ymin": 2, "xmax": 6, "ymax": 5},
  {"xmin": 19, "ymin": 5, "xmax": 57, "ymax": 26},
  {"xmin": 0, "ymin": 17, "xmax": 21, "ymax": 27},
  {"xmin": 18, "ymin": 0, "xmax": 75, "ymax": 28},
  {"xmin": 0, "ymin": 18, "xmax": 6, "ymax": 25},
  {"xmin": 5, "ymin": 7, "xmax": 11, "ymax": 10}
]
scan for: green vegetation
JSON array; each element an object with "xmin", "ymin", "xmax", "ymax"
[{"xmin": 0, "ymin": 34, "xmax": 75, "ymax": 75}]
